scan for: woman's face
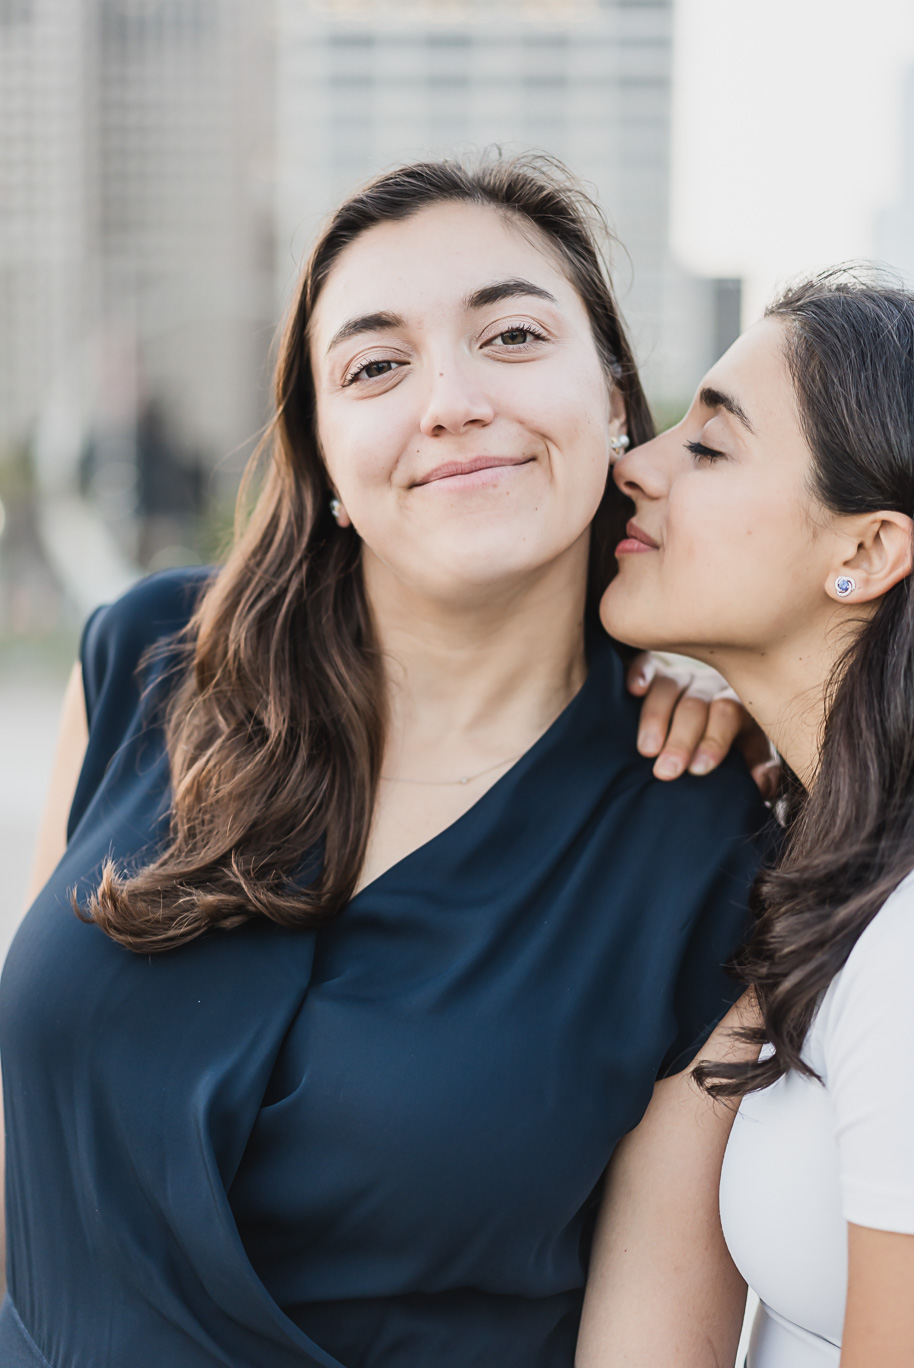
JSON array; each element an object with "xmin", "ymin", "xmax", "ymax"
[
  {"xmin": 309, "ymin": 201, "xmax": 624, "ymax": 605},
  {"xmin": 600, "ymin": 317, "xmax": 840, "ymax": 661}
]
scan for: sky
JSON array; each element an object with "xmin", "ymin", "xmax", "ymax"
[{"xmin": 671, "ymin": 0, "xmax": 914, "ymax": 323}]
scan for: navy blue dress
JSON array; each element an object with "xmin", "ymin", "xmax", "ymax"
[{"xmin": 0, "ymin": 569, "xmax": 767, "ymax": 1368}]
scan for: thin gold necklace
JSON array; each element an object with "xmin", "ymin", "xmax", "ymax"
[{"xmin": 380, "ymin": 752, "xmax": 524, "ymax": 787}]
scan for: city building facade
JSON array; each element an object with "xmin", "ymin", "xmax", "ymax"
[
  {"xmin": 0, "ymin": 0, "xmax": 274, "ymax": 480},
  {"xmin": 0, "ymin": 0, "xmax": 735, "ymax": 621},
  {"xmin": 274, "ymin": 0, "xmax": 709, "ymax": 401}
]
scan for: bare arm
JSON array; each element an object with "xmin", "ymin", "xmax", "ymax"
[
  {"xmin": 576, "ymin": 995, "xmax": 760, "ymax": 1368},
  {"xmin": 841, "ymin": 1224, "xmax": 914, "ymax": 1367},
  {"xmin": 1, "ymin": 660, "xmax": 89, "ymax": 1292}
]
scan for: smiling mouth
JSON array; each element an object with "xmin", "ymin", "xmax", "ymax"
[
  {"xmin": 616, "ymin": 519, "xmax": 660, "ymax": 555},
  {"xmin": 414, "ymin": 455, "xmax": 535, "ymax": 487}
]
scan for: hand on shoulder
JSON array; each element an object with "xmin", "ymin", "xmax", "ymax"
[{"xmin": 626, "ymin": 650, "xmax": 778, "ymax": 797}]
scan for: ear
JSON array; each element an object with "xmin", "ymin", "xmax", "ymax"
[
  {"xmin": 609, "ymin": 385, "xmax": 627, "ymax": 440},
  {"xmin": 329, "ymin": 491, "xmax": 353, "ymax": 529},
  {"xmin": 826, "ymin": 511, "xmax": 914, "ymax": 604}
]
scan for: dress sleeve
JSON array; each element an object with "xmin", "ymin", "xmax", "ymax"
[
  {"xmin": 822, "ymin": 872, "xmax": 914, "ymax": 1234},
  {"xmin": 78, "ymin": 602, "xmax": 109, "ymax": 730},
  {"xmin": 646, "ymin": 760, "xmax": 774, "ymax": 1078},
  {"xmin": 68, "ymin": 566, "xmax": 212, "ymax": 840}
]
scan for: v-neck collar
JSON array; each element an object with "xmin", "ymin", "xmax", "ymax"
[{"xmin": 348, "ymin": 627, "xmax": 628, "ymax": 907}]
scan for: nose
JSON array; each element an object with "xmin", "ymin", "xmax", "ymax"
[
  {"xmin": 612, "ymin": 430, "xmax": 676, "ymax": 504},
  {"xmin": 418, "ymin": 360, "xmax": 495, "ymax": 438}
]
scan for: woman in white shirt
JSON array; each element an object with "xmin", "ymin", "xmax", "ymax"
[{"xmin": 581, "ymin": 270, "xmax": 914, "ymax": 1368}]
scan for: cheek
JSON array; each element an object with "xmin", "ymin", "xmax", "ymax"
[
  {"xmin": 522, "ymin": 355, "xmax": 612, "ymax": 494},
  {"xmin": 602, "ymin": 471, "xmax": 821, "ymax": 652},
  {"xmin": 666, "ymin": 477, "xmax": 816, "ymax": 619},
  {"xmin": 316, "ymin": 400, "xmax": 409, "ymax": 503},
  {"xmin": 670, "ymin": 482, "xmax": 742, "ymax": 562}
]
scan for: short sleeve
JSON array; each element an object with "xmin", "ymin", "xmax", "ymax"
[
  {"xmin": 646, "ymin": 762, "xmax": 775, "ymax": 1077},
  {"xmin": 78, "ymin": 603, "xmax": 108, "ymax": 730},
  {"xmin": 822, "ymin": 871, "xmax": 914, "ymax": 1233},
  {"xmin": 68, "ymin": 566, "xmax": 212, "ymax": 840}
]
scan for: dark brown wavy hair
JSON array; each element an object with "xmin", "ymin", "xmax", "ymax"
[
  {"xmin": 82, "ymin": 152, "xmax": 653, "ymax": 952},
  {"xmin": 696, "ymin": 269, "xmax": 914, "ymax": 1098}
]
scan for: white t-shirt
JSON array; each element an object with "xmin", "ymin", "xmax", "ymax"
[{"xmin": 720, "ymin": 870, "xmax": 914, "ymax": 1367}]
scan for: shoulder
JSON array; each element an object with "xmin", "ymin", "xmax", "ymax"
[
  {"xmin": 846, "ymin": 869, "xmax": 914, "ymax": 966},
  {"xmin": 624, "ymin": 750, "xmax": 772, "ymax": 863},
  {"xmin": 67, "ymin": 567, "xmax": 216, "ymax": 839},
  {"xmin": 820, "ymin": 871, "xmax": 914, "ymax": 1232},
  {"xmin": 627, "ymin": 760, "xmax": 771, "ymax": 1074},
  {"xmin": 80, "ymin": 566, "xmax": 215, "ymax": 728},
  {"xmin": 82, "ymin": 565, "xmax": 214, "ymax": 671},
  {"xmin": 824, "ymin": 870, "xmax": 914, "ymax": 1047},
  {"xmin": 589, "ymin": 634, "xmax": 771, "ymax": 852}
]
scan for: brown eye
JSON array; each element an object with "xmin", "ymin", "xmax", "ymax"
[
  {"xmin": 345, "ymin": 357, "xmax": 403, "ymax": 386},
  {"xmin": 499, "ymin": 329, "xmax": 530, "ymax": 346}
]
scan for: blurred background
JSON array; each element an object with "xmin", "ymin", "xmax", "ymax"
[{"xmin": 3, "ymin": 0, "xmax": 914, "ymax": 946}]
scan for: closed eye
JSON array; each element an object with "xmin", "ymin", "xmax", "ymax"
[{"xmin": 685, "ymin": 438, "xmax": 725, "ymax": 463}]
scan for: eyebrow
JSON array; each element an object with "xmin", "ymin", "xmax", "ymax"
[
  {"xmin": 325, "ymin": 279, "xmax": 558, "ymax": 354},
  {"xmin": 699, "ymin": 385, "xmax": 755, "ymax": 434},
  {"xmin": 327, "ymin": 310, "xmax": 405, "ymax": 353},
  {"xmin": 464, "ymin": 277, "xmax": 558, "ymax": 311}
]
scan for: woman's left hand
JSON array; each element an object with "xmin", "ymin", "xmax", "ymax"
[{"xmin": 628, "ymin": 651, "xmax": 779, "ymax": 799}]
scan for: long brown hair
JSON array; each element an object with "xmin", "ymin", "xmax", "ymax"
[
  {"xmin": 83, "ymin": 152, "xmax": 653, "ymax": 953},
  {"xmin": 695, "ymin": 270, "xmax": 914, "ymax": 1098}
]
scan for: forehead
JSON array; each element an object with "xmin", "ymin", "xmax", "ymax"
[
  {"xmin": 703, "ymin": 317, "xmax": 794, "ymax": 425},
  {"xmin": 309, "ymin": 200, "xmax": 584, "ymax": 350}
]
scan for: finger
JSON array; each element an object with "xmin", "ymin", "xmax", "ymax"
[
  {"xmin": 636, "ymin": 674, "xmax": 689, "ymax": 758},
  {"xmin": 653, "ymin": 693, "xmax": 715, "ymax": 779},
  {"xmin": 638, "ymin": 674, "xmax": 691, "ymax": 753},
  {"xmin": 738, "ymin": 725, "xmax": 777, "ymax": 776},
  {"xmin": 750, "ymin": 760, "xmax": 781, "ymax": 802},
  {"xmin": 626, "ymin": 652, "xmax": 657, "ymax": 697},
  {"xmin": 686, "ymin": 696, "xmax": 747, "ymax": 776}
]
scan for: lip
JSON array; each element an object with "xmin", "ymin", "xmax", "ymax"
[
  {"xmin": 615, "ymin": 519, "xmax": 660, "ymax": 555},
  {"xmin": 413, "ymin": 455, "xmax": 534, "ymax": 488}
]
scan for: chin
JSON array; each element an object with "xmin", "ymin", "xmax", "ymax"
[
  {"xmin": 598, "ymin": 587, "xmax": 654, "ymax": 650},
  {"xmin": 427, "ymin": 530, "xmax": 563, "ymax": 587}
]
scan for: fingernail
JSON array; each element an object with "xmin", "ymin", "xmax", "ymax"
[
  {"xmin": 655, "ymin": 755, "xmax": 683, "ymax": 779},
  {"xmin": 689, "ymin": 752, "xmax": 714, "ymax": 776},
  {"xmin": 639, "ymin": 731, "xmax": 662, "ymax": 755},
  {"xmin": 632, "ymin": 669, "xmax": 648, "ymax": 689}
]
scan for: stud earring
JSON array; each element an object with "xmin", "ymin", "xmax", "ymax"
[
  {"xmin": 835, "ymin": 575, "xmax": 857, "ymax": 597},
  {"xmin": 329, "ymin": 497, "xmax": 342, "ymax": 522},
  {"xmin": 609, "ymin": 434, "xmax": 630, "ymax": 457}
]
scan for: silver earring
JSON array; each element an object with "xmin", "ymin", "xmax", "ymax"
[
  {"xmin": 329, "ymin": 497, "xmax": 342, "ymax": 522},
  {"xmin": 609, "ymin": 434, "xmax": 630, "ymax": 456},
  {"xmin": 835, "ymin": 575, "xmax": 856, "ymax": 597}
]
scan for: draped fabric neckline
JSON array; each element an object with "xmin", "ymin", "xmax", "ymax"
[
  {"xmin": 0, "ymin": 568, "xmax": 769, "ymax": 1368},
  {"xmin": 349, "ymin": 648, "xmax": 594, "ymax": 905}
]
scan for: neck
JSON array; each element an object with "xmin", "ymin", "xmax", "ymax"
[
  {"xmin": 363, "ymin": 541, "xmax": 590, "ymax": 774},
  {"xmin": 700, "ymin": 613, "xmax": 864, "ymax": 788}
]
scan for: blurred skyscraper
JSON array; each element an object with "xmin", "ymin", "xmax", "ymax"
[
  {"xmin": 0, "ymin": 0, "xmax": 274, "ymax": 500},
  {"xmin": 0, "ymin": 0, "xmax": 735, "ymax": 619},
  {"xmin": 0, "ymin": 0, "xmax": 85, "ymax": 452},
  {"xmin": 274, "ymin": 0, "xmax": 723, "ymax": 401}
]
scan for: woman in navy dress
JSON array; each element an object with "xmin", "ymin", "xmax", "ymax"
[{"xmin": 0, "ymin": 157, "xmax": 769, "ymax": 1368}]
